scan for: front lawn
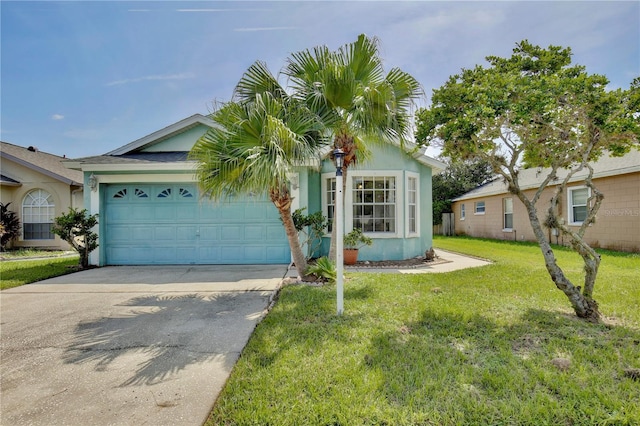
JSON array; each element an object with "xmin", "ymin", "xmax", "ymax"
[
  {"xmin": 208, "ymin": 236, "xmax": 640, "ymax": 425},
  {"xmin": 0, "ymin": 256, "xmax": 79, "ymax": 290}
]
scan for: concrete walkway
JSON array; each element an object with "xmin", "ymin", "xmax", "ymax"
[
  {"xmin": 346, "ymin": 249, "xmax": 491, "ymax": 274},
  {"xmin": 0, "ymin": 265, "xmax": 286, "ymax": 426}
]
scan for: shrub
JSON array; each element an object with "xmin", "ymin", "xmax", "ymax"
[
  {"xmin": 52, "ymin": 208, "xmax": 98, "ymax": 269},
  {"xmin": 0, "ymin": 202, "xmax": 21, "ymax": 251},
  {"xmin": 305, "ymin": 256, "xmax": 336, "ymax": 282}
]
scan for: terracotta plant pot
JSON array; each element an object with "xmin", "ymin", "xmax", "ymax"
[{"xmin": 344, "ymin": 249, "xmax": 359, "ymax": 265}]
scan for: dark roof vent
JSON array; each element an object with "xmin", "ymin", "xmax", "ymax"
[{"xmin": 27, "ymin": 146, "xmax": 39, "ymax": 152}]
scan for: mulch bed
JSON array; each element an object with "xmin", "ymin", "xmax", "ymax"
[{"xmin": 346, "ymin": 255, "xmax": 450, "ymax": 269}]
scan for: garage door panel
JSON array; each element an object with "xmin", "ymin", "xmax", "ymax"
[
  {"xmin": 131, "ymin": 205, "xmax": 151, "ymax": 221},
  {"xmin": 176, "ymin": 247, "xmax": 198, "ymax": 263},
  {"xmin": 155, "ymin": 226, "xmax": 176, "ymax": 241},
  {"xmin": 177, "ymin": 206, "xmax": 197, "ymax": 220},
  {"xmin": 106, "ymin": 206, "xmax": 130, "ymax": 223},
  {"xmin": 267, "ymin": 225, "xmax": 286, "ymax": 239},
  {"xmin": 266, "ymin": 246, "xmax": 288, "ymax": 262},
  {"xmin": 131, "ymin": 227, "xmax": 154, "ymax": 241},
  {"xmin": 152, "ymin": 246, "xmax": 178, "ymax": 263},
  {"xmin": 104, "ymin": 184, "xmax": 289, "ymax": 265},
  {"xmin": 221, "ymin": 226, "xmax": 242, "ymax": 241},
  {"xmin": 198, "ymin": 205, "xmax": 220, "ymax": 221},
  {"xmin": 154, "ymin": 205, "xmax": 176, "ymax": 220},
  {"xmin": 176, "ymin": 226, "xmax": 197, "ymax": 241},
  {"xmin": 199, "ymin": 226, "xmax": 219, "ymax": 242},
  {"xmin": 243, "ymin": 225, "xmax": 264, "ymax": 240},
  {"xmin": 219, "ymin": 246, "xmax": 243, "ymax": 262},
  {"xmin": 108, "ymin": 225, "xmax": 132, "ymax": 241}
]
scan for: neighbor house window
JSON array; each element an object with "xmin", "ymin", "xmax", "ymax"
[
  {"xmin": 503, "ymin": 198, "xmax": 513, "ymax": 230},
  {"xmin": 22, "ymin": 189, "xmax": 55, "ymax": 240},
  {"xmin": 460, "ymin": 204, "xmax": 466, "ymax": 220},
  {"xmin": 352, "ymin": 176, "xmax": 396, "ymax": 233},
  {"xmin": 568, "ymin": 186, "xmax": 589, "ymax": 225},
  {"xmin": 474, "ymin": 201, "xmax": 485, "ymax": 214},
  {"xmin": 405, "ymin": 173, "xmax": 419, "ymax": 236}
]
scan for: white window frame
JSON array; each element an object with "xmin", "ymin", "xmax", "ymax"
[
  {"xmin": 474, "ymin": 201, "xmax": 486, "ymax": 215},
  {"xmin": 503, "ymin": 197, "xmax": 513, "ymax": 231},
  {"xmin": 321, "ymin": 175, "xmax": 337, "ymax": 233},
  {"xmin": 460, "ymin": 203, "xmax": 466, "ymax": 220},
  {"xmin": 405, "ymin": 172, "xmax": 420, "ymax": 238},
  {"xmin": 22, "ymin": 189, "xmax": 56, "ymax": 240},
  {"xmin": 322, "ymin": 171, "xmax": 403, "ymax": 238},
  {"xmin": 568, "ymin": 186, "xmax": 590, "ymax": 225}
]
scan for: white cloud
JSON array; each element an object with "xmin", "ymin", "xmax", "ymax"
[
  {"xmin": 51, "ymin": 114, "xmax": 64, "ymax": 120},
  {"xmin": 234, "ymin": 26, "xmax": 298, "ymax": 32},
  {"xmin": 177, "ymin": 8, "xmax": 269, "ymax": 13},
  {"xmin": 106, "ymin": 72, "xmax": 195, "ymax": 87}
]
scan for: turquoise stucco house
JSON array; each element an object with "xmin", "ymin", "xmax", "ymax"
[{"xmin": 65, "ymin": 114, "xmax": 445, "ymax": 266}]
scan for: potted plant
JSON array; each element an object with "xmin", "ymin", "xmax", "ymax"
[{"xmin": 343, "ymin": 228, "xmax": 373, "ymax": 265}]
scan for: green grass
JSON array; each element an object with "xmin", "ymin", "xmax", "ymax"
[
  {"xmin": 0, "ymin": 256, "xmax": 79, "ymax": 290},
  {"xmin": 207, "ymin": 236, "xmax": 640, "ymax": 425}
]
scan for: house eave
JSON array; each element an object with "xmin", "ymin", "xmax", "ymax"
[{"xmin": 68, "ymin": 162, "xmax": 198, "ymax": 173}]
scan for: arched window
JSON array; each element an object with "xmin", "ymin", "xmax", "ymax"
[{"xmin": 22, "ymin": 189, "xmax": 55, "ymax": 240}]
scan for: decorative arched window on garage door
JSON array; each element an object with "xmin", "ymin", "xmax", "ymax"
[{"xmin": 22, "ymin": 189, "xmax": 55, "ymax": 240}]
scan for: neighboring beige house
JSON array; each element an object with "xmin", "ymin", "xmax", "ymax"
[
  {"xmin": 452, "ymin": 150, "xmax": 640, "ymax": 253},
  {"xmin": 1, "ymin": 141, "xmax": 84, "ymax": 250}
]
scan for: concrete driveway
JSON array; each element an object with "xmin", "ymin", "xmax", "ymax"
[{"xmin": 0, "ymin": 265, "xmax": 287, "ymax": 426}]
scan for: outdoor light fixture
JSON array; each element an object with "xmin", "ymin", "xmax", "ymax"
[
  {"xmin": 334, "ymin": 148, "xmax": 345, "ymax": 315},
  {"xmin": 334, "ymin": 148, "xmax": 345, "ymax": 171},
  {"xmin": 88, "ymin": 174, "xmax": 98, "ymax": 192}
]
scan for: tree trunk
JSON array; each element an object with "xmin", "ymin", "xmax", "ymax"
[
  {"xmin": 523, "ymin": 199, "xmax": 600, "ymax": 321},
  {"xmin": 270, "ymin": 187, "xmax": 308, "ymax": 279}
]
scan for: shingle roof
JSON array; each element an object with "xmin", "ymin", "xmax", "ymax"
[
  {"xmin": 69, "ymin": 151, "xmax": 191, "ymax": 165},
  {"xmin": 453, "ymin": 150, "xmax": 640, "ymax": 201},
  {"xmin": 0, "ymin": 141, "xmax": 84, "ymax": 186}
]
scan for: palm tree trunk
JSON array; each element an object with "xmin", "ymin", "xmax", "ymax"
[{"xmin": 270, "ymin": 187, "xmax": 308, "ymax": 278}]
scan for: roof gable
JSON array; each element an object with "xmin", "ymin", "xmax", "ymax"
[
  {"xmin": 107, "ymin": 114, "xmax": 216, "ymax": 155},
  {"xmin": 0, "ymin": 141, "xmax": 83, "ymax": 186}
]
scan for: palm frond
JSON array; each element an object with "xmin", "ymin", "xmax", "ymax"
[{"xmin": 235, "ymin": 61, "xmax": 287, "ymax": 103}]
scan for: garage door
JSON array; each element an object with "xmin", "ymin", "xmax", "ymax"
[{"xmin": 104, "ymin": 184, "xmax": 290, "ymax": 265}]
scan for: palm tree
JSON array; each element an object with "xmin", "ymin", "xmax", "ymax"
[
  {"xmin": 283, "ymin": 34, "xmax": 424, "ymax": 259},
  {"xmin": 190, "ymin": 62, "xmax": 327, "ymax": 276}
]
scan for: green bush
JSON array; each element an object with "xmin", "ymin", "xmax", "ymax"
[
  {"xmin": 0, "ymin": 202, "xmax": 21, "ymax": 250},
  {"xmin": 52, "ymin": 208, "xmax": 98, "ymax": 269}
]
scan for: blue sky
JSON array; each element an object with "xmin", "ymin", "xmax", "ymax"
[{"xmin": 2, "ymin": 1, "xmax": 638, "ymax": 159}]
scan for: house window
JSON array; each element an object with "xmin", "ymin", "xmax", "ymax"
[
  {"xmin": 352, "ymin": 176, "xmax": 396, "ymax": 233},
  {"xmin": 474, "ymin": 201, "xmax": 485, "ymax": 214},
  {"xmin": 503, "ymin": 198, "xmax": 513, "ymax": 230},
  {"xmin": 568, "ymin": 186, "xmax": 589, "ymax": 225},
  {"xmin": 325, "ymin": 177, "xmax": 336, "ymax": 232},
  {"xmin": 406, "ymin": 173, "xmax": 419, "ymax": 236},
  {"xmin": 460, "ymin": 204, "xmax": 466, "ymax": 220},
  {"xmin": 22, "ymin": 189, "xmax": 55, "ymax": 240}
]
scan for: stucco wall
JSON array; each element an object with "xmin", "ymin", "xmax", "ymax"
[
  {"xmin": 0, "ymin": 159, "xmax": 83, "ymax": 250},
  {"xmin": 315, "ymin": 143, "xmax": 435, "ymax": 261},
  {"xmin": 452, "ymin": 172, "xmax": 640, "ymax": 252}
]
